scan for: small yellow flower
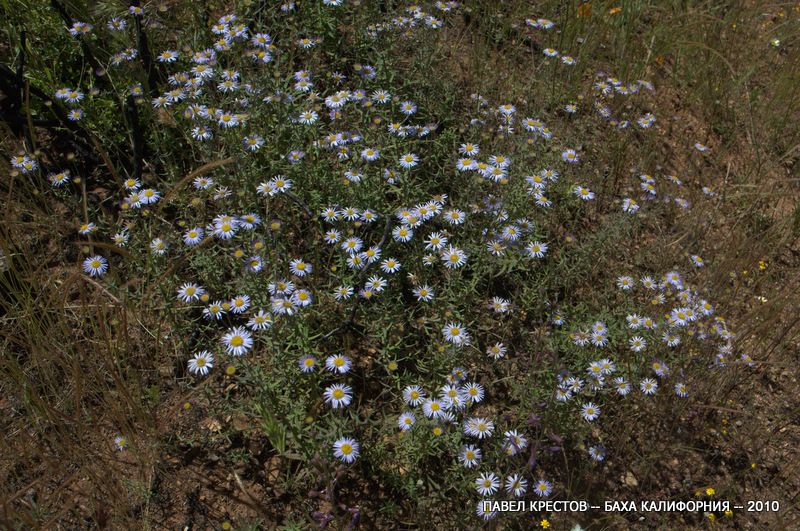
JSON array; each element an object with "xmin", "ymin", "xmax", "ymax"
[
  {"xmin": 222, "ymin": 522, "xmax": 232, "ymax": 530},
  {"xmin": 225, "ymin": 365, "xmax": 236, "ymax": 376},
  {"xmin": 725, "ymin": 509, "xmax": 733, "ymax": 517},
  {"xmin": 706, "ymin": 487, "xmax": 715, "ymax": 496},
  {"xmin": 540, "ymin": 519, "xmax": 550, "ymax": 529},
  {"xmin": 708, "ymin": 513, "xmax": 716, "ymax": 521}
]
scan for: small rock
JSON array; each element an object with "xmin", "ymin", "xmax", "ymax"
[{"xmin": 624, "ymin": 471, "xmax": 639, "ymax": 487}]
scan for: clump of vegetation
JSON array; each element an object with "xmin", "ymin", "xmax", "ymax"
[{"xmin": 2, "ymin": 1, "xmax": 798, "ymax": 529}]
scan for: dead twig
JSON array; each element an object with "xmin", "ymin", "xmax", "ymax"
[
  {"xmin": 81, "ymin": 274, "xmax": 122, "ymax": 304},
  {"xmin": 162, "ymin": 158, "xmax": 235, "ymax": 204}
]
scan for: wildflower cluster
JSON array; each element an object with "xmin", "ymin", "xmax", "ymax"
[{"xmin": 14, "ymin": 1, "xmax": 757, "ymax": 525}]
